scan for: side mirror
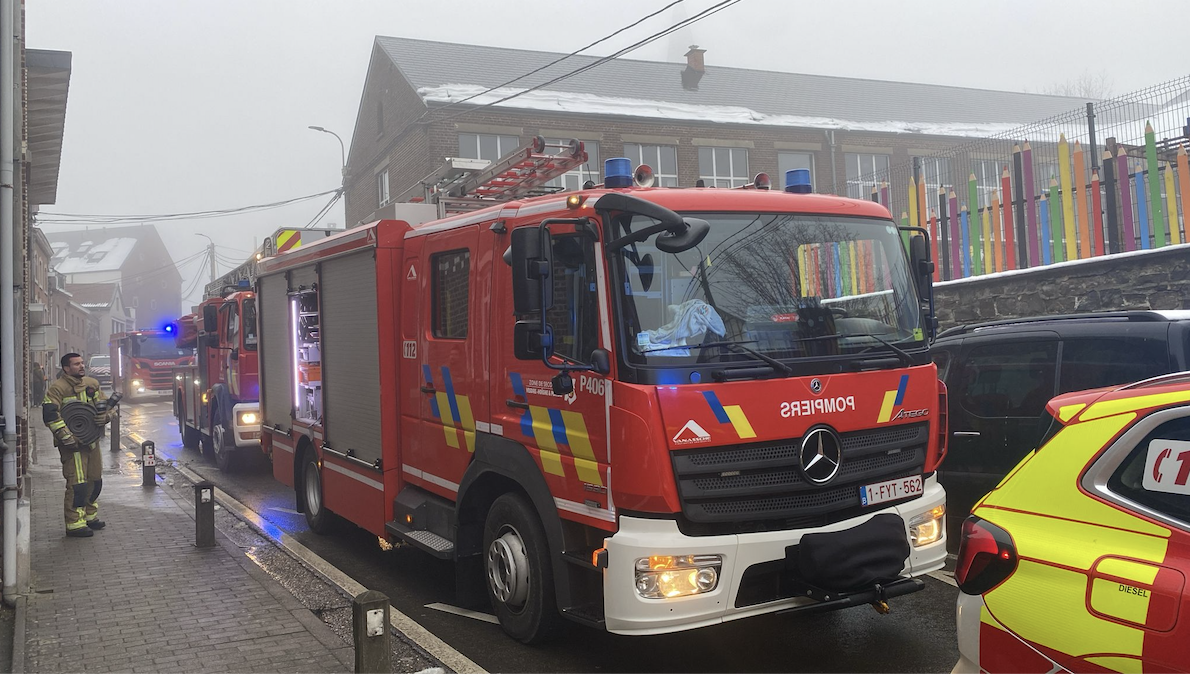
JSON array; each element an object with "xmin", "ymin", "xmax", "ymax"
[
  {"xmin": 908, "ymin": 234, "xmax": 934, "ymax": 304},
  {"xmin": 589, "ymin": 348, "xmax": 611, "ymax": 376},
  {"xmin": 656, "ymin": 217, "xmax": 710, "ymax": 254},
  {"xmin": 202, "ymin": 304, "xmax": 218, "ymax": 334},
  {"xmin": 510, "ymin": 226, "xmax": 553, "ymax": 314},
  {"xmin": 202, "ymin": 333, "xmax": 219, "ymax": 348},
  {"xmin": 230, "ymin": 348, "xmax": 239, "ymax": 361}
]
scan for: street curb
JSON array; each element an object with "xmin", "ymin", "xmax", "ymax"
[
  {"xmin": 127, "ymin": 432, "xmax": 485, "ymax": 674},
  {"xmin": 11, "ymin": 593, "xmax": 25, "ymax": 674}
]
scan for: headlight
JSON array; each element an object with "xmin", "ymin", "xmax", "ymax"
[
  {"xmin": 239, "ymin": 412, "xmax": 258, "ymax": 425},
  {"xmin": 131, "ymin": 379, "xmax": 142, "ymax": 388},
  {"xmin": 909, "ymin": 505, "xmax": 945, "ymax": 547},
  {"xmin": 176, "ymin": 375, "xmax": 183, "ymax": 381},
  {"xmin": 634, "ymin": 554, "xmax": 722, "ymax": 599}
]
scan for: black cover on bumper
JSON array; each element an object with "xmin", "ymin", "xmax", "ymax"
[{"xmin": 790, "ymin": 512, "xmax": 910, "ymax": 592}]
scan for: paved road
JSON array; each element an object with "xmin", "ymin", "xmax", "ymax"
[{"xmin": 121, "ymin": 401, "xmax": 962, "ymax": 673}]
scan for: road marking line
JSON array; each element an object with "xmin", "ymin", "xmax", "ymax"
[
  {"xmin": 425, "ymin": 603, "xmax": 500, "ymax": 625},
  {"xmin": 146, "ymin": 442, "xmax": 484, "ymax": 674},
  {"xmin": 927, "ymin": 570, "xmax": 958, "ymax": 587}
]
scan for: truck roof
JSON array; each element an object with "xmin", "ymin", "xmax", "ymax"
[{"xmin": 259, "ymin": 187, "xmax": 895, "ymax": 275}]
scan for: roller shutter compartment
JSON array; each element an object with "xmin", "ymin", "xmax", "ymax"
[
  {"xmin": 320, "ymin": 252, "xmax": 383, "ymax": 466},
  {"xmin": 258, "ymin": 273, "xmax": 293, "ymax": 429}
]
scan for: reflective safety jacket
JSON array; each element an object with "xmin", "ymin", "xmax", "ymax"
[{"xmin": 43, "ymin": 373, "xmax": 107, "ymax": 448}]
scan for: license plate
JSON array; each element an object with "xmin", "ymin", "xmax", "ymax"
[{"xmin": 859, "ymin": 475, "xmax": 923, "ymax": 507}]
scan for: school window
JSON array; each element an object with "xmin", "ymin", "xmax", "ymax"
[
  {"xmin": 972, "ymin": 159, "xmax": 1002, "ymax": 207},
  {"xmin": 432, "ymin": 250, "xmax": 470, "ymax": 339},
  {"xmin": 919, "ymin": 157, "xmax": 952, "ymax": 195},
  {"xmin": 458, "ymin": 133, "xmax": 520, "ymax": 163},
  {"xmin": 545, "ymin": 235, "xmax": 600, "ymax": 363},
  {"xmin": 546, "ymin": 139, "xmax": 601, "ymax": 191},
  {"xmin": 778, "ymin": 151, "xmax": 814, "ymax": 190},
  {"xmin": 698, "ymin": 146, "xmax": 749, "ymax": 188},
  {"xmin": 844, "ymin": 152, "xmax": 890, "ymax": 200},
  {"xmin": 624, "ymin": 143, "xmax": 678, "ymax": 187},
  {"xmin": 377, "ymin": 169, "xmax": 390, "ymax": 207}
]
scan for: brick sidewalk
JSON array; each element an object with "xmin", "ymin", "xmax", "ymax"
[{"xmin": 22, "ymin": 422, "xmax": 353, "ymax": 673}]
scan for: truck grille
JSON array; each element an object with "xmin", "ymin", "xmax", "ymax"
[
  {"xmin": 147, "ymin": 370, "xmax": 175, "ymax": 389},
  {"xmin": 671, "ymin": 423, "xmax": 928, "ymax": 535}
]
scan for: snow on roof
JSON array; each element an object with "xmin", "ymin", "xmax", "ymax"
[
  {"xmin": 80, "ymin": 302, "xmax": 110, "ymax": 309},
  {"xmin": 51, "ymin": 237, "xmax": 138, "ymax": 274},
  {"xmin": 417, "ymin": 84, "xmax": 1026, "ymax": 139}
]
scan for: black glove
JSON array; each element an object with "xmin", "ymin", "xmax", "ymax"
[{"xmin": 93, "ymin": 411, "xmax": 110, "ymax": 426}]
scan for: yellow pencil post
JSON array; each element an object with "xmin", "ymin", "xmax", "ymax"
[
  {"xmin": 1057, "ymin": 133, "xmax": 1077, "ymax": 259},
  {"xmin": 1164, "ymin": 162, "xmax": 1181, "ymax": 245}
]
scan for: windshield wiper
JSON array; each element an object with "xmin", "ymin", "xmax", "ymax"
[
  {"xmin": 698, "ymin": 340, "xmax": 793, "ymax": 376},
  {"xmin": 852, "ymin": 333, "xmax": 916, "ymax": 367}
]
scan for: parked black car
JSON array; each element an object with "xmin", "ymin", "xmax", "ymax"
[{"xmin": 932, "ymin": 310, "xmax": 1190, "ymax": 543}]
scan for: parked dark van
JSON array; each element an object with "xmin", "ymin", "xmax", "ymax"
[{"xmin": 932, "ymin": 311, "xmax": 1190, "ymax": 543}]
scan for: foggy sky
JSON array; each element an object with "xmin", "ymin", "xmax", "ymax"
[{"xmin": 27, "ymin": 0, "xmax": 1190, "ymax": 309}]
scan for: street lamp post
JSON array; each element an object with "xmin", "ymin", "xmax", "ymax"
[{"xmin": 308, "ymin": 125, "xmax": 346, "ymax": 183}]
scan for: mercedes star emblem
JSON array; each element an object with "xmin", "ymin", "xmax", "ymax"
[
  {"xmin": 799, "ymin": 427, "xmax": 843, "ymax": 485},
  {"xmin": 809, "ymin": 378, "xmax": 823, "ymax": 394}
]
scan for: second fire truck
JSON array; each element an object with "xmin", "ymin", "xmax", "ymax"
[
  {"xmin": 255, "ymin": 140, "xmax": 948, "ymax": 642},
  {"xmin": 110, "ymin": 328, "xmax": 191, "ymax": 401}
]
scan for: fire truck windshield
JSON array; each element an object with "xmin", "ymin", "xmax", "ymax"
[
  {"xmin": 130, "ymin": 334, "xmax": 189, "ymax": 360},
  {"xmin": 613, "ymin": 213, "xmax": 924, "ymax": 367}
]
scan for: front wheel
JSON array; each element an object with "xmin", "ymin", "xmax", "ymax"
[
  {"xmin": 212, "ymin": 423, "xmax": 236, "ymax": 472},
  {"xmin": 302, "ymin": 453, "xmax": 335, "ymax": 534},
  {"xmin": 483, "ymin": 493, "xmax": 562, "ymax": 644}
]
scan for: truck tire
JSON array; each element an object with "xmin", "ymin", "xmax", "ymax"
[
  {"xmin": 181, "ymin": 424, "xmax": 201, "ymax": 450},
  {"xmin": 302, "ymin": 454, "xmax": 335, "ymax": 534},
  {"xmin": 212, "ymin": 423, "xmax": 236, "ymax": 472},
  {"xmin": 482, "ymin": 493, "xmax": 562, "ymax": 644}
]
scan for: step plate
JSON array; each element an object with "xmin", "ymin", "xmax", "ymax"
[{"xmin": 385, "ymin": 521, "xmax": 455, "ymax": 558}]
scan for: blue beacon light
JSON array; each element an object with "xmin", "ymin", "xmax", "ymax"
[
  {"xmin": 784, "ymin": 168, "xmax": 812, "ymax": 194},
  {"xmin": 604, "ymin": 157, "xmax": 633, "ymax": 188}
]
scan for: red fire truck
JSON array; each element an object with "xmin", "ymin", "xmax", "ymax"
[
  {"xmin": 110, "ymin": 329, "xmax": 192, "ymax": 402},
  {"xmin": 173, "ymin": 228, "xmax": 337, "ymax": 470},
  {"xmin": 256, "ymin": 142, "xmax": 947, "ymax": 642},
  {"xmin": 173, "ymin": 290, "xmax": 260, "ymax": 470}
]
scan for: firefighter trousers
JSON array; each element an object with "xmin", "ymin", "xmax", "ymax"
[{"xmin": 59, "ymin": 444, "xmax": 103, "ymax": 531}]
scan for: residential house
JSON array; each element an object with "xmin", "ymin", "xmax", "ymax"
[
  {"xmin": 28, "ymin": 226, "xmax": 56, "ymax": 372},
  {"xmin": 46, "ymin": 224, "xmax": 181, "ymax": 330},
  {"xmin": 65, "ymin": 282, "xmax": 130, "ymax": 357},
  {"xmin": 343, "ymin": 37, "xmax": 1101, "ymax": 226}
]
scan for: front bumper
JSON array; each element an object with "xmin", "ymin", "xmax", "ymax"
[
  {"xmin": 231, "ymin": 402, "xmax": 261, "ymax": 448},
  {"xmin": 602, "ymin": 475, "xmax": 946, "ymax": 635}
]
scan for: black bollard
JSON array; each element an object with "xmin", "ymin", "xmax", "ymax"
[
  {"xmin": 110, "ymin": 409, "xmax": 120, "ymax": 452},
  {"xmin": 194, "ymin": 481, "xmax": 216, "ymax": 548},
  {"xmin": 141, "ymin": 441, "xmax": 155, "ymax": 487},
  {"xmin": 351, "ymin": 590, "xmax": 391, "ymax": 673}
]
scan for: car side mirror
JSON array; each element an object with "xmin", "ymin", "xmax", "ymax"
[
  {"xmin": 230, "ymin": 348, "xmax": 239, "ymax": 361},
  {"xmin": 513, "ymin": 321, "xmax": 545, "ymax": 360},
  {"xmin": 202, "ymin": 304, "xmax": 218, "ymax": 334},
  {"xmin": 510, "ymin": 226, "xmax": 553, "ymax": 314}
]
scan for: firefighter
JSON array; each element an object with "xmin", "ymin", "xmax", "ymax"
[{"xmin": 43, "ymin": 353, "xmax": 111, "ymax": 537}]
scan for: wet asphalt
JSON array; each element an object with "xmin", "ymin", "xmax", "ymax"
[{"xmin": 120, "ymin": 400, "xmax": 962, "ymax": 673}]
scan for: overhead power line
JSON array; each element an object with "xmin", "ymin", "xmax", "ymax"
[
  {"xmin": 422, "ymin": 0, "xmax": 686, "ymax": 119},
  {"xmin": 431, "ymin": 0, "xmax": 741, "ymax": 127},
  {"xmin": 35, "ymin": 188, "xmax": 341, "ymax": 226}
]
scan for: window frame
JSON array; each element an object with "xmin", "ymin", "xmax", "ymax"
[
  {"xmin": 544, "ymin": 232, "xmax": 601, "ymax": 364},
  {"xmin": 624, "ymin": 143, "xmax": 679, "ymax": 187},
  {"xmin": 955, "ymin": 338, "xmax": 1059, "ymax": 419},
  {"xmin": 430, "ymin": 249, "xmax": 471, "ymax": 340},
  {"xmin": 1085, "ymin": 404, "xmax": 1190, "ymax": 532},
  {"xmin": 698, "ymin": 146, "xmax": 750, "ymax": 188},
  {"xmin": 457, "ymin": 133, "xmax": 521, "ymax": 163},
  {"xmin": 377, "ymin": 169, "xmax": 390, "ymax": 207},
  {"xmin": 844, "ymin": 152, "xmax": 891, "ymax": 200}
]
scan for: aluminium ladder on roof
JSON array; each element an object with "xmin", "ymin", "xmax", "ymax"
[{"xmin": 397, "ymin": 136, "xmax": 590, "ymax": 217}]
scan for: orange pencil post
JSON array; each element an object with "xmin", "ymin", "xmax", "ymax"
[
  {"xmin": 917, "ymin": 177, "xmax": 927, "ymax": 231},
  {"xmin": 1090, "ymin": 167, "xmax": 1104, "ymax": 257},
  {"xmin": 1072, "ymin": 140, "xmax": 1090, "ymax": 258}
]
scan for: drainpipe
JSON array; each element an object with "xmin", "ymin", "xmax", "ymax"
[
  {"xmin": 826, "ymin": 129, "xmax": 838, "ymax": 195},
  {"xmin": 1, "ymin": 0, "xmax": 18, "ymax": 604}
]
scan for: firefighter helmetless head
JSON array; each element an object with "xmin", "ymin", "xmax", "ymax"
[{"xmin": 61, "ymin": 353, "xmax": 85, "ymax": 378}]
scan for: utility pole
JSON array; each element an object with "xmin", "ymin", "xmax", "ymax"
[{"xmin": 196, "ymin": 233, "xmax": 217, "ymax": 285}]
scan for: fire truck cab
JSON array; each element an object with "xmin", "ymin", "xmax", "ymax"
[
  {"xmin": 174, "ymin": 288, "xmax": 260, "ymax": 470},
  {"xmin": 257, "ymin": 155, "xmax": 947, "ymax": 642},
  {"xmin": 110, "ymin": 328, "xmax": 191, "ymax": 402}
]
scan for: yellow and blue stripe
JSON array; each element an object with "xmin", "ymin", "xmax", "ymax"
[
  {"xmin": 425, "ymin": 365, "xmax": 475, "ymax": 452},
  {"xmin": 702, "ymin": 391, "xmax": 757, "ymax": 439},
  {"xmin": 878, "ymin": 374, "xmax": 910, "ymax": 423},
  {"xmin": 510, "ymin": 373, "xmax": 601, "ymax": 485}
]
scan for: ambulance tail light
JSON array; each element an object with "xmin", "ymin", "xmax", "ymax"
[
  {"xmin": 954, "ymin": 516, "xmax": 1017, "ymax": 596},
  {"xmin": 926, "ymin": 379, "xmax": 949, "ymax": 473}
]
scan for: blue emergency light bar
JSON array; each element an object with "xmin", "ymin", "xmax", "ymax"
[
  {"xmin": 785, "ymin": 168, "xmax": 812, "ymax": 194},
  {"xmin": 604, "ymin": 157, "xmax": 633, "ymax": 188}
]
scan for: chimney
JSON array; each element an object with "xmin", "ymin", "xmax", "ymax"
[{"xmin": 682, "ymin": 45, "xmax": 706, "ymax": 91}]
